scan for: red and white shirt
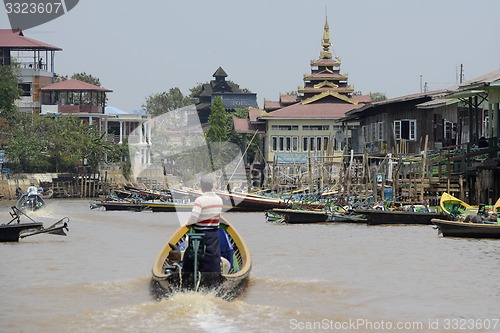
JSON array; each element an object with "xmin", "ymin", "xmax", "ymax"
[{"xmin": 188, "ymin": 192, "xmax": 223, "ymax": 229}]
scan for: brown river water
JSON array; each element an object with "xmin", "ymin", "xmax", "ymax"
[{"xmin": 1, "ymin": 199, "xmax": 499, "ymax": 333}]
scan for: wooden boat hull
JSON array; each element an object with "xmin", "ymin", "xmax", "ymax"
[
  {"xmin": 0, "ymin": 222, "xmax": 43, "ymax": 242},
  {"xmin": 354, "ymin": 209, "xmax": 449, "ymax": 225},
  {"xmin": 143, "ymin": 201, "xmax": 194, "ymax": 212},
  {"xmin": 432, "ymin": 218, "xmax": 500, "ymax": 238},
  {"xmin": 90, "ymin": 201, "xmax": 146, "ymax": 212},
  {"xmin": 270, "ymin": 208, "xmax": 329, "ymax": 224},
  {"xmin": 329, "ymin": 212, "xmax": 367, "ymax": 223},
  {"xmin": 150, "ymin": 216, "xmax": 251, "ymax": 300}
]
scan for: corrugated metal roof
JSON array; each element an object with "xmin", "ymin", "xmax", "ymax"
[{"xmin": 0, "ymin": 29, "xmax": 62, "ymax": 50}]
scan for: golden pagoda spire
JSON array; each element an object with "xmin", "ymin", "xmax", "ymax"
[{"xmin": 320, "ymin": 15, "xmax": 332, "ymax": 59}]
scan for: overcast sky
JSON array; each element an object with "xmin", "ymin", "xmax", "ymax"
[{"xmin": 2, "ymin": 0, "xmax": 500, "ymax": 111}]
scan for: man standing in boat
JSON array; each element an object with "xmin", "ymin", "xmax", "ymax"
[{"xmin": 183, "ymin": 175, "xmax": 224, "ymax": 273}]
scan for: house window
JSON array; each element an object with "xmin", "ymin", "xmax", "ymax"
[
  {"xmin": 323, "ymin": 136, "xmax": 329, "ymax": 151},
  {"xmin": 292, "ymin": 137, "xmax": 298, "ymax": 151},
  {"xmin": 316, "ymin": 137, "xmax": 322, "ymax": 151},
  {"xmin": 303, "ymin": 125, "xmax": 330, "ymax": 131},
  {"xmin": 310, "ymin": 137, "xmax": 316, "ymax": 151},
  {"xmin": 302, "ymin": 137, "xmax": 308, "ymax": 151},
  {"xmin": 271, "ymin": 124, "xmax": 298, "ymax": 131},
  {"xmin": 272, "ymin": 136, "xmax": 299, "ymax": 152},
  {"xmin": 377, "ymin": 122, "xmax": 384, "ymax": 141},
  {"xmin": 370, "ymin": 123, "xmax": 376, "ymax": 142},
  {"xmin": 18, "ymin": 83, "xmax": 31, "ymax": 96},
  {"xmin": 394, "ymin": 119, "xmax": 417, "ymax": 141}
]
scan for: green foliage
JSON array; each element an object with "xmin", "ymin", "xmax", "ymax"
[
  {"xmin": 71, "ymin": 72, "xmax": 101, "ymax": 86},
  {"xmin": 369, "ymin": 92, "xmax": 387, "ymax": 102},
  {"xmin": 142, "ymin": 87, "xmax": 196, "ymax": 117},
  {"xmin": 4, "ymin": 113, "xmax": 120, "ymax": 173},
  {"xmin": 206, "ymin": 96, "xmax": 228, "ymax": 142},
  {"xmin": 0, "ymin": 65, "xmax": 22, "ymax": 116}
]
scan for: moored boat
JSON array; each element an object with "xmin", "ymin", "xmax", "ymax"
[
  {"xmin": 431, "ymin": 218, "xmax": 500, "ymax": 238},
  {"xmin": 354, "ymin": 208, "xmax": 449, "ymax": 225},
  {"xmin": 143, "ymin": 200, "xmax": 194, "ymax": 212},
  {"xmin": 439, "ymin": 192, "xmax": 479, "ymax": 218},
  {"xmin": 269, "ymin": 208, "xmax": 329, "ymax": 224},
  {"xmin": 90, "ymin": 200, "xmax": 146, "ymax": 212},
  {"xmin": 1, "ymin": 207, "xmax": 69, "ymax": 242},
  {"xmin": 150, "ymin": 216, "xmax": 251, "ymax": 300}
]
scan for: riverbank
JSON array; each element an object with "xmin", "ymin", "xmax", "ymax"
[{"xmin": 0, "ymin": 166, "xmax": 129, "ymax": 200}]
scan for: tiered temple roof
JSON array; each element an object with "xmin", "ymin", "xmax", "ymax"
[
  {"xmin": 298, "ymin": 18, "xmax": 354, "ymax": 99},
  {"xmin": 261, "ymin": 18, "xmax": 369, "ymax": 117}
]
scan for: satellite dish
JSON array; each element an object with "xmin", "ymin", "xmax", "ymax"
[{"xmin": 334, "ymin": 129, "xmax": 345, "ymax": 143}]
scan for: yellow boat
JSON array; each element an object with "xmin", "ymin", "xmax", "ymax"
[
  {"xmin": 495, "ymin": 198, "xmax": 500, "ymax": 223},
  {"xmin": 150, "ymin": 215, "xmax": 251, "ymax": 300},
  {"xmin": 439, "ymin": 192, "xmax": 478, "ymax": 217}
]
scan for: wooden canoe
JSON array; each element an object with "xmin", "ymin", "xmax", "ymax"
[
  {"xmin": 432, "ymin": 218, "xmax": 500, "ymax": 239},
  {"xmin": 150, "ymin": 215, "xmax": 251, "ymax": 300},
  {"xmin": 270, "ymin": 208, "xmax": 329, "ymax": 224},
  {"xmin": 353, "ymin": 209, "xmax": 449, "ymax": 225}
]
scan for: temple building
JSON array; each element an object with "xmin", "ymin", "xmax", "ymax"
[
  {"xmin": 235, "ymin": 18, "xmax": 370, "ymax": 190},
  {"xmin": 194, "ymin": 67, "xmax": 258, "ymax": 123}
]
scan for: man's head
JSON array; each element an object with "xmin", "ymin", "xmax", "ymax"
[{"xmin": 200, "ymin": 175, "xmax": 214, "ymax": 192}]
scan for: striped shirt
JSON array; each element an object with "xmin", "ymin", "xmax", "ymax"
[{"xmin": 188, "ymin": 192, "xmax": 223, "ymax": 229}]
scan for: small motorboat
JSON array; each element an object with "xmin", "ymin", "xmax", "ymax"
[
  {"xmin": 150, "ymin": 215, "xmax": 251, "ymax": 300},
  {"xmin": 0, "ymin": 207, "xmax": 69, "ymax": 242},
  {"xmin": 15, "ymin": 193, "xmax": 46, "ymax": 212}
]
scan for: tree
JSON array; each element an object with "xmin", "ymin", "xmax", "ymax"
[
  {"xmin": 142, "ymin": 87, "xmax": 196, "ymax": 117},
  {"xmin": 71, "ymin": 72, "xmax": 101, "ymax": 86},
  {"xmin": 0, "ymin": 65, "xmax": 22, "ymax": 116},
  {"xmin": 5, "ymin": 113, "xmax": 119, "ymax": 173},
  {"xmin": 369, "ymin": 92, "xmax": 387, "ymax": 102},
  {"xmin": 206, "ymin": 96, "xmax": 228, "ymax": 142}
]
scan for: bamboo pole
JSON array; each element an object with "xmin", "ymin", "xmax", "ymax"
[{"xmin": 419, "ymin": 135, "xmax": 428, "ymax": 201}]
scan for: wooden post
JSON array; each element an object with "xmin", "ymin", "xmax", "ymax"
[
  {"xmin": 447, "ymin": 149, "xmax": 451, "ymax": 194},
  {"xmin": 459, "ymin": 175, "xmax": 464, "ymax": 199},
  {"xmin": 420, "ymin": 135, "xmax": 428, "ymax": 202}
]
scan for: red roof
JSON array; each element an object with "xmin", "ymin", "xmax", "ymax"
[
  {"xmin": 264, "ymin": 99, "xmax": 280, "ymax": 111},
  {"xmin": 233, "ymin": 118, "xmax": 265, "ymax": 134},
  {"xmin": 249, "ymin": 108, "xmax": 266, "ymax": 123},
  {"xmin": 262, "ymin": 101, "xmax": 364, "ymax": 119},
  {"xmin": 0, "ymin": 29, "xmax": 62, "ymax": 50},
  {"xmin": 40, "ymin": 79, "xmax": 112, "ymax": 92},
  {"xmin": 280, "ymin": 94, "xmax": 299, "ymax": 104}
]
